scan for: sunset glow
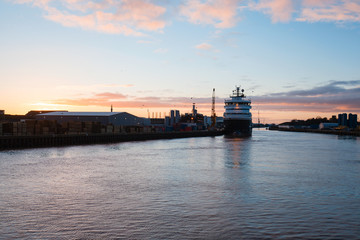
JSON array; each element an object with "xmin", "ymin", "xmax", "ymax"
[{"xmin": 1, "ymin": 0, "xmax": 359, "ymax": 123}]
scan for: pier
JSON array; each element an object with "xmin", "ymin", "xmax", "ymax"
[
  {"xmin": 270, "ymin": 127, "xmax": 360, "ymax": 137},
  {"xmin": 0, "ymin": 131, "xmax": 224, "ymax": 150}
]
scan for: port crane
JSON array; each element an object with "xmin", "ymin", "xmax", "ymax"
[{"xmin": 211, "ymin": 88, "xmax": 216, "ymax": 128}]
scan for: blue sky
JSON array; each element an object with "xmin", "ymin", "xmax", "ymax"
[{"xmin": 1, "ymin": 0, "xmax": 360, "ymax": 123}]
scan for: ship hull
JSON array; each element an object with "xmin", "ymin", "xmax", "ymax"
[{"xmin": 224, "ymin": 119, "xmax": 252, "ymax": 137}]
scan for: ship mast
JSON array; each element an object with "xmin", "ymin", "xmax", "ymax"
[{"xmin": 211, "ymin": 88, "xmax": 216, "ymax": 128}]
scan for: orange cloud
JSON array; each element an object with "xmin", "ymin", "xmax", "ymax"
[{"xmin": 180, "ymin": 0, "xmax": 240, "ymax": 28}]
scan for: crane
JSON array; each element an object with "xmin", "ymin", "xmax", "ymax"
[{"xmin": 211, "ymin": 88, "xmax": 216, "ymax": 128}]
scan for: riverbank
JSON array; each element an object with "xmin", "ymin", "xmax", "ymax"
[
  {"xmin": 269, "ymin": 127, "xmax": 360, "ymax": 137},
  {"xmin": 0, "ymin": 131, "xmax": 224, "ymax": 150}
]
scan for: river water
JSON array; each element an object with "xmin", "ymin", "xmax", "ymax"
[{"xmin": 0, "ymin": 130, "xmax": 360, "ymax": 239}]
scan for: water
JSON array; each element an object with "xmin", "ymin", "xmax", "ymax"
[{"xmin": 1, "ymin": 130, "xmax": 360, "ymax": 239}]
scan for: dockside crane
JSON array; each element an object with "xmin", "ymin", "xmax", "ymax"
[{"xmin": 211, "ymin": 88, "xmax": 216, "ymax": 128}]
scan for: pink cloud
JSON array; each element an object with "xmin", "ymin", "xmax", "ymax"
[
  {"xmin": 95, "ymin": 92, "xmax": 128, "ymax": 99},
  {"xmin": 15, "ymin": 0, "xmax": 167, "ymax": 36},
  {"xmin": 251, "ymin": 0, "xmax": 294, "ymax": 22},
  {"xmin": 298, "ymin": 0, "xmax": 360, "ymax": 22},
  {"xmin": 302, "ymin": 0, "xmax": 337, "ymax": 7},
  {"xmin": 195, "ymin": 43, "xmax": 213, "ymax": 50},
  {"xmin": 49, "ymin": 81, "xmax": 360, "ymax": 123},
  {"xmin": 180, "ymin": 0, "xmax": 240, "ymax": 28},
  {"xmin": 250, "ymin": 0, "xmax": 360, "ymax": 23},
  {"xmin": 51, "ymin": 92, "xmax": 216, "ymax": 110},
  {"xmin": 12, "ymin": 0, "xmax": 360, "ymax": 36}
]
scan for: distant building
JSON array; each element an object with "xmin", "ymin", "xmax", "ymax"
[
  {"xmin": 338, "ymin": 113, "xmax": 347, "ymax": 126},
  {"xmin": 348, "ymin": 113, "xmax": 358, "ymax": 129},
  {"xmin": 319, "ymin": 123, "xmax": 338, "ymax": 129},
  {"xmin": 170, "ymin": 110, "xmax": 175, "ymax": 125},
  {"xmin": 330, "ymin": 115, "xmax": 337, "ymax": 123},
  {"xmin": 175, "ymin": 110, "xmax": 180, "ymax": 123},
  {"xmin": 0, "ymin": 110, "xmax": 4, "ymax": 121},
  {"xmin": 36, "ymin": 112, "xmax": 145, "ymax": 126},
  {"xmin": 168, "ymin": 110, "xmax": 180, "ymax": 126}
]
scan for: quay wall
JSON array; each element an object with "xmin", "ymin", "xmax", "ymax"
[
  {"xmin": 270, "ymin": 128, "xmax": 360, "ymax": 137},
  {"xmin": 0, "ymin": 131, "xmax": 224, "ymax": 150}
]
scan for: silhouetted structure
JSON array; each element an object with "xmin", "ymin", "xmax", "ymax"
[
  {"xmin": 348, "ymin": 113, "xmax": 358, "ymax": 129},
  {"xmin": 36, "ymin": 112, "xmax": 145, "ymax": 126},
  {"xmin": 0, "ymin": 110, "xmax": 4, "ymax": 121},
  {"xmin": 338, "ymin": 113, "xmax": 348, "ymax": 126}
]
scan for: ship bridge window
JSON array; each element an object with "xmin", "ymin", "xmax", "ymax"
[{"xmin": 225, "ymin": 102, "xmax": 250, "ymax": 106}]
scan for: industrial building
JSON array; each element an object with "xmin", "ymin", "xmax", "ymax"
[{"xmin": 36, "ymin": 112, "xmax": 146, "ymax": 126}]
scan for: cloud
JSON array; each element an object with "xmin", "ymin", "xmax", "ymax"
[
  {"xmin": 48, "ymin": 80, "xmax": 360, "ymax": 121},
  {"xmin": 250, "ymin": 0, "xmax": 295, "ymax": 22},
  {"xmin": 12, "ymin": 0, "xmax": 360, "ymax": 35},
  {"xmin": 154, "ymin": 48, "xmax": 168, "ymax": 54},
  {"xmin": 118, "ymin": 84, "xmax": 135, "ymax": 88},
  {"xmin": 298, "ymin": 0, "xmax": 360, "ymax": 22},
  {"xmin": 252, "ymin": 80, "xmax": 360, "ymax": 113},
  {"xmin": 50, "ymin": 91, "xmax": 223, "ymax": 111},
  {"xmin": 179, "ymin": 0, "xmax": 241, "ymax": 28},
  {"xmin": 14, "ymin": 0, "xmax": 167, "ymax": 36},
  {"xmin": 57, "ymin": 83, "xmax": 134, "ymax": 91},
  {"xmin": 195, "ymin": 42, "xmax": 213, "ymax": 50},
  {"xmin": 95, "ymin": 92, "xmax": 127, "ymax": 99},
  {"xmin": 250, "ymin": 0, "xmax": 360, "ymax": 23}
]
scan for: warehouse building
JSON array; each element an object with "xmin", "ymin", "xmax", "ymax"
[{"xmin": 36, "ymin": 112, "xmax": 147, "ymax": 126}]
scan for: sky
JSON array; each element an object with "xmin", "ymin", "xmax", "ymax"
[{"xmin": 1, "ymin": 0, "xmax": 360, "ymax": 123}]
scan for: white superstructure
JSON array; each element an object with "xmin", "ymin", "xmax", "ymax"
[{"xmin": 224, "ymin": 87, "xmax": 252, "ymax": 121}]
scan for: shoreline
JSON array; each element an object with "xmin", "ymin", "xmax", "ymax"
[
  {"xmin": 0, "ymin": 131, "xmax": 224, "ymax": 151},
  {"xmin": 269, "ymin": 127, "xmax": 360, "ymax": 137}
]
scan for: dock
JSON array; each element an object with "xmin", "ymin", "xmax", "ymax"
[{"xmin": 0, "ymin": 131, "xmax": 224, "ymax": 150}]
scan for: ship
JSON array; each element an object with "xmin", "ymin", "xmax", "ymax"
[{"xmin": 223, "ymin": 86, "xmax": 252, "ymax": 137}]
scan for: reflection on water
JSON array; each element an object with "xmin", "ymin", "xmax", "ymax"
[
  {"xmin": 224, "ymin": 137, "xmax": 251, "ymax": 168},
  {"xmin": 0, "ymin": 130, "xmax": 360, "ymax": 239}
]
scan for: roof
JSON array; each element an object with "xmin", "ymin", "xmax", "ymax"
[
  {"xmin": 37, "ymin": 112, "xmax": 125, "ymax": 117},
  {"xmin": 26, "ymin": 110, "xmax": 68, "ymax": 117}
]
